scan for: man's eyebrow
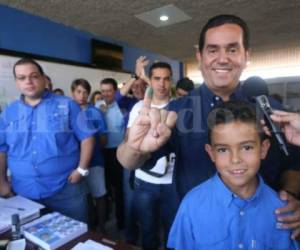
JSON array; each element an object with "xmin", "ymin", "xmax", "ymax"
[
  {"xmin": 205, "ymin": 44, "xmax": 219, "ymax": 49},
  {"xmin": 212, "ymin": 143, "xmax": 227, "ymax": 147},
  {"xmin": 227, "ymin": 42, "xmax": 240, "ymax": 47},
  {"xmin": 240, "ymin": 140, "xmax": 256, "ymax": 145}
]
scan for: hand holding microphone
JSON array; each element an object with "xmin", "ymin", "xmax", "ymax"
[
  {"xmin": 242, "ymin": 76, "xmax": 289, "ymax": 155},
  {"xmin": 269, "ymin": 110, "xmax": 300, "ymax": 146}
]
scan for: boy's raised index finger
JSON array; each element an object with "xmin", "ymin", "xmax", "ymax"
[{"xmin": 143, "ymin": 87, "xmax": 153, "ymax": 109}]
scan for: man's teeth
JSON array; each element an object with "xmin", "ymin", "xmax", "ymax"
[
  {"xmin": 215, "ymin": 69, "xmax": 230, "ymax": 73},
  {"xmin": 232, "ymin": 169, "xmax": 246, "ymax": 174}
]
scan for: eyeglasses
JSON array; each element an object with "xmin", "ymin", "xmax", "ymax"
[{"xmin": 15, "ymin": 73, "xmax": 42, "ymax": 81}]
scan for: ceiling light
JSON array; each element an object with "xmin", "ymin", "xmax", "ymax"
[
  {"xmin": 160, "ymin": 15, "xmax": 169, "ymax": 21},
  {"xmin": 135, "ymin": 4, "xmax": 191, "ymax": 28}
]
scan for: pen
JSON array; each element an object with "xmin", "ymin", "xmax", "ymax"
[{"xmin": 3, "ymin": 206, "xmax": 25, "ymax": 211}]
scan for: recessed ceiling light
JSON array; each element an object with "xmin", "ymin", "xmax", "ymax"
[
  {"xmin": 160, "ymin": 15, "xmax": 169, "ymax": 21},
  {"xmin": 135, "ymin": 4, "xmax": 191, "ymax": 28}
]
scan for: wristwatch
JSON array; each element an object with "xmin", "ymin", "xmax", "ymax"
[{"xmin": 76, "ymin": 166, "xmax": 89, "ymax": 177}]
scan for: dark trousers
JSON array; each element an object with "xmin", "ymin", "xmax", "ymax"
[
  {"xmin": 104, "ymin": 147, "xmax": 124, "ymax": 229},
  {"xmin": 133, "ymin": 178, "xmax": 180, "ymax": 250}
]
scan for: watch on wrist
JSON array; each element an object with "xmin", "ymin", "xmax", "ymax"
[{"xmin": 76, "ymin": 166, "xmax": 89, "ymax": 177}]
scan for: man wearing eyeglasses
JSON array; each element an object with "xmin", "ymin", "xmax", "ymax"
[{"xmin": 0, "ymin": 58, "xmax": 95, "ymax": 223}]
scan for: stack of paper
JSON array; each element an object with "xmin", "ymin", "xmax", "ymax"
[
  {"xmin": 71, "ymin": 240, "xmax": 113, "ymax": 250},
  {"xmin": 0, "ymin": 195, "xmax": 44, "ymax": 233}
]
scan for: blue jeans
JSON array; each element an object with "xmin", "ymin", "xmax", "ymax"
[
  {"xmin": 123, "ymin": 169, "xmax": 139, "ymax": 243},
  {"xmin": 133, "ymin": 178, "xmax": 180, "ymax": 250},
  {"xmin": 37, "ymin": 180, "xmax": 88, "ymax": 223}
]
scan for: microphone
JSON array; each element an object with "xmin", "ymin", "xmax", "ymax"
[{"xmin": 242, "ymin": 76, "xmax": 289, "ymax": 156}]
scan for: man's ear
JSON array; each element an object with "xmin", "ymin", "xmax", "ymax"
[
  {"xmin": 260, "ymin": 139, "xmax": 270, "ymax": 160},
  {"xmin": 205, "ymin": 144, "xmax": 215, "ymax": 162},
  {"xmin": 244, "ymin": 49, "xmax": 250, "ymax": 69},
  {"xmin": 196, "ymin": 51, "xmax": 202, "ymax": 66}
]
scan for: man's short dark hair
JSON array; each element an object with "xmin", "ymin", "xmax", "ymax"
[
  {"xmin": 100, "ymin": 78, "xmax": 118, "ymax": 91},
  {"xmin": 199, "ymin": 14, "xmax": 250, "ymax": 52},
  {"xmin": 71, "ymin": 78, "xmax": 91, "ymax": 95},
  {"xmin": 207, "ymin": 101, "xmax": 264, "ymax": 143},
  {"xmin": 149, "ymin": 62, "xmax": 172, "ymax": 78},
  {"xmin": 176, "ymin": 77, "xmax": 195, "ymax": 92},
  {"xmin": 13, "ymin": 58, "xmax": 44, "ymax": 77}
]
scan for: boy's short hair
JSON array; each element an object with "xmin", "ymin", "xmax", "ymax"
[
  {"xmin": 207, "ymin": 101, "xmax": 264, "ymax": 143},
  {"xmin": 149, "ymin": 61, "xmax": 172, "ymax": 78},
  {"xmin": 176, "ymin": 77, "xmax": 194, "ymax": 92},
  {"xmin": 13, "ymin": 58, "xmax": 44, "ymax": 77},
  {"xmin": 100, "ymin": 78, "xmax": 118, "ymax": 90},
  {"xmin": 71, "ymin": 78, "xmax": 91, "ymax": 95}
]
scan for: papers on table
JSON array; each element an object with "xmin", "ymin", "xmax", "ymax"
[
  {"xmin": 71, "ymin": 239, "xmax": 113, "ymax": 250},
  {"xmin": 0, "ymin": 195, "xmax": 44, "ymax": 233}
]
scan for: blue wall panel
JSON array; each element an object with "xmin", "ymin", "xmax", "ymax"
[{"xmin": 0, "ymin": 4, "xmax": 183, "ymax": 81}]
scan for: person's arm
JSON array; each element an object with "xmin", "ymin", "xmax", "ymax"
[
  {"xmin": 120, "ymin": 77, "xmax": 135, "ymax": 96},
  {"xmin": 68, "ymin": 136, "xmax": 95, "ymax": 183},
  {"xmin": 135, "ymin": 56, "xmax": 150, "ymax": 85},
  {"xmin": 275, "ymin": 148, "xmax": 300, "ymax": 239},
  {"xmin": 117, "ymin": 131, "xmax": 150, "ymax": 169},
  {"xmin": 0, "ymin": 152, "xmax": 13, "ymax": 197}
]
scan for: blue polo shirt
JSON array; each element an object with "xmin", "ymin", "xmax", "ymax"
[
  {"xmin": 104, "ymin": 101, "xmax": 125, "ymax": 149},
  {"xmin": 168, "ymin": 174, "xmax": 300, "ymax": 250},
  {"xmin": 0, "ymin": 91, "xmax": 95, "ymax": 199},
  {"xmin": 83, "ymin": 104, "xmax": 107, "ymax": 167}
]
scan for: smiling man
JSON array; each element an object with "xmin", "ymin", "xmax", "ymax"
[{"xmin": 117, "ymin": 14, "xmax": 300, "ymax": 239}]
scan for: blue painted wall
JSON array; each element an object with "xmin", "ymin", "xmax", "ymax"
[{"xmin": 0, "ymin": 4, "xmax": 182, "ymax": 81}]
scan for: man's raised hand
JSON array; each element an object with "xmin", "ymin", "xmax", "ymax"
[{"xmin": 127, "ymin": 87, "xmax": 177, "ymax": 153}]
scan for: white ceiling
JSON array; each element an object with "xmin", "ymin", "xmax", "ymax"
[{"xmin": 1, "ymin": 0, "xmax": 300, "ymax": 62}]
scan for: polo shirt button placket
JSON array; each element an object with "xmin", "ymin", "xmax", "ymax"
[
  {"xmin": 240, "ymin": 210, "xmax": 244, "ymax": 216},
  {"xmin": 238, "ymin": 243, "xmax": 244, "ymax": 249}
]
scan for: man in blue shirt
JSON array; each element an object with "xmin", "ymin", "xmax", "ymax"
[
  {"xmin": 99, "ymin": 78, "xmax": 125, "ymax": 229},
  {"xmin": 71, "ymin": 78, "xmax": 107, "ymax": 233},
  {"xmin": 168, "ymin": 101, "xmax": 300, "ymax": 250},
  {"xmin": 117, "ymin": 14, "xmax": 300, "ymax": 238},
  {"xmin": 0, "ymin": 58, "xmax": 95, "ymax": 222}
]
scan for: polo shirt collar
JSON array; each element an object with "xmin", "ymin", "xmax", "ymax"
[
  {"xmin": 20, "ymin": 90, "xmax": 51, "ymax": 104},
  {"xmin": 213, "ymin": 173, "xmax": 264, "ymax": 208},
  {"xmin": 200, "ymin": 82, "xmax": 243, "ymax": 107}
]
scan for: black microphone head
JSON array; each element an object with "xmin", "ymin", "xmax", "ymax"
[{"xmin": 242, "ymin": 76, "xmax": 269, "ymax": 102}]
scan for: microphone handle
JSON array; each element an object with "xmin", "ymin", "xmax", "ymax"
[{"xmin": 255, "ymin": 95, "xmax": 289, "ymax": 156}]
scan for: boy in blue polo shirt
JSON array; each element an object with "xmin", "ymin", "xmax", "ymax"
[
  {"xmin": 168, "ymin": 101, "xmax": 300, "ymax": 250},
  {"xmin": 71, "ymin": 79, "xmax": 107, "ymax": 233}
]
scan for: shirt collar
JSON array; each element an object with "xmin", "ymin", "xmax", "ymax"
[
  {"xmin": 213, "ymin": 173, "xmax": 264, "ymax": 208},
  {"xmin": 200, "ymin": 82, "xmax": 243, "ymax": 107},
  {"xmin": 19, "ymin": 90, "xmax": 51, "ymax": 104}
]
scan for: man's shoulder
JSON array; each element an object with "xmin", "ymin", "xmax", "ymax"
[
  {"xmin": 130, "ymin": 100, "xmax": 143, "ymax": 112},
  {"xmin": 5, "ymin": 99, "xmax": 21, "ymax": 110},
  {"xmin": 47, "ymin": 93, "xmax": 73, "ymax": 103},
  {"xmin": 169, "ymin": 87, "xmax": 202, "ymax": 112},
  {"xmin": 85, "ymin": 105, "xmax": 104, "ymax": 118}
]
